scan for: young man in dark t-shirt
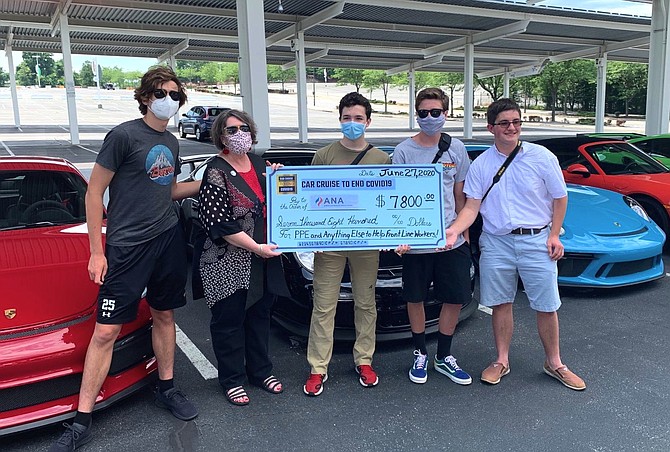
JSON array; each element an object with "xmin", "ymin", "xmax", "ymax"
[{"xmin": 50, "ymin": 66, "xmax": 202, "ymax": 452}]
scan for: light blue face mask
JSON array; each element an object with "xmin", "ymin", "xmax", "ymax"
[
  {"xmin": 416, "ymin": 115, "xmax": 446, "ymax": 136},
  {"xmin": 340, "ymin": 121, "xmax": 366, "ymax": 140}
]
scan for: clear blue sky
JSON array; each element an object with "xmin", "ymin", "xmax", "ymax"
[{"xmin": 1, "ymin": 1, "xmax": 654, "ymax": 72}]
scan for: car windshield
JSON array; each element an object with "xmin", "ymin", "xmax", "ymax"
[
  {"xmin": 0, "ymin": 170, "xmax": 87, "ymax": 230},
  {"xmin": 586, "ymin": 142, "xmax": 670, "ymax": 175},
  {"xmin": 208, "ymin": 108, "xmax": 227, "ymax": 117}
]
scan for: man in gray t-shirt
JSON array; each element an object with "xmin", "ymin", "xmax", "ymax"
[
  {"xmin": 50, "ymin": 66, "xmax": 202, "ymax": 452},
  {"xmin": 394, "ymin": 88, "xmax": 473, "ymax": 387}
]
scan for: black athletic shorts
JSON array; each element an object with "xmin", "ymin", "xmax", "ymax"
[
  {"xmin": 97, "ymin": 223, "xmax": 188, "ymax": 324},
  {"xmin": 402, "ymin": 243, "xmax": 471, "ymax": 305}
]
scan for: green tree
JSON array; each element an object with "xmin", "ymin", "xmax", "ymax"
[
  {"xmin": 0, "ymin": 67, "xmax": 9, "ymax": 86},
  {"xmin": 608, "ymin": 61, "xmax": 647, "ymax": 116},
  {"xmin": 333, "ymin": 68, "xmax": 365, "ymax": 93},
  {"xmin": 16, "ymin": 52, "xmax": 57, "ymax": 86},
  {"xmin": 200, "ymin": 62, "xmax": 223, "ymax": 85},
  {"xmin": 537, "ymin": 61, "xmax": 569, "ymax": 121},
  {"xmin": 510, "ymin": 75, "xmax": 540, "ymax": 112},
  {"xmin": 433, "ymin": 72, "xmax": 464, "ymax": 116},
  {"xmin": 220, "ymin": 63, "xmax": 240, "ymax": 94},
  {"xmin": 267, "ymin": 64, "xmax": 296, "ymax": 92},
  {"xmin": 362, "ymin": 70, "xmax": 393, "ymax": 113},
  {"xmin": 79, "ymin": 61, "xmax": 95, "ymax": 87},
  {"xmin": 475, "ymin": 74, "xmax": 504, "ymax": 102}
]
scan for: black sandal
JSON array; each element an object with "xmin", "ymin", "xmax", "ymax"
[
  {"xmin": 225, "ymin": 386, "xmax": 250, "ymax": 406},
  {"xmin": 258, "ymin": 375, "xmax": 283, "ymax": 394}
]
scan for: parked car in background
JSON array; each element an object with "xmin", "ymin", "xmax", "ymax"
[
  {"xmin": 177, "ymin": 149, "xmax": 478, "ymax": 341},
  {"xmin": 178, "ymin": 106, "xmax": 229, "ymax": 142},
  {"xmin": 0, "ymin": 157, "xmax": 156, "ymax": 436},
  {"xmin": 626, "ymin": 134, "xmax": 670, "ymax": 167},
  {"xmin": 534, "ymin": 137, "xmax": 670, "ymax": 240}
]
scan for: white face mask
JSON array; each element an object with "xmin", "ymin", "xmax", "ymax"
[{"xmin": 149, "ymin": 96, "xmax": 180, "ymax": 120}]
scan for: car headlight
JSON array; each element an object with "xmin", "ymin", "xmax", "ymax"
[
  {"xmin": 294, "ymin": 251, "xmax": 315, "ymax": 273},
  {"xmin": 624, "ymin": 196, "xmax": 650, "ymax": 221}
]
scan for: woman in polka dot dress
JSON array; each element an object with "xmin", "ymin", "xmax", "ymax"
[{"xmin": 192, "ymin": 109, "xmax": 289, "ymax": 406}]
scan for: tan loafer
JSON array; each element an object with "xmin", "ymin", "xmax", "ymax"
[
  {"xmin": 543, "ymin": 362, "xmax": 586, "ymax": 391},
  {"xmin": 480, "ymin": 362, "xmax": 510, "ymax": 385}
]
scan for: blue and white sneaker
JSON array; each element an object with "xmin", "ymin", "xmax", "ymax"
[
  {"xmin": 434, "ymin": 355, "xmax": 472, "ymax": 385},
  {"xmin": 409, "ymin": 350, "xmax": 428, "ymax": 384}
]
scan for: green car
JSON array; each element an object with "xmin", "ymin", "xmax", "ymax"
[{"xmin": 627, "ymin": 134, "xmax": 670, "ymax": 168}]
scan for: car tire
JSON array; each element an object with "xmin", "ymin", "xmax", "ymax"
[
  {"xmin": 178, "ymin": 124, "xmax": 187, "ymax": 138},
  {"xmin": 195, "ymin": 127, "xmax": 204, "ymax": 141}
]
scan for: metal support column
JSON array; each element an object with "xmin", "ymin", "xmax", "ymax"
[
  {"xmin": 294, "ymin": 32, "xmax": 309, "ymax": 143},
  {"xmin": 236, "ymin": 0, "xmax": 271, "ymax": 151},
  {"xmin": 646, "ymin": 0, "xmax": 670, "ymax": 135},
  {"xmin": 463, "ymin": 42, "xmax": 474, "ymax": 139},
  {"xmin": 59, "ymin": 12, "xmax": 80, "ymax": 145},
  {"xmin": 503, "ymin": 71, "xmax": 510, "ymax": 98},
  {"xmin": 408, "ymin": 66, "xmax": 415, "ymax": 130},
  {"xmin": 170, "ymin": 54, "xmax": 179, "ymax": 128},
  {"xmin": 595, "ymin": 54, "xmax": 608, "ymax": 133},
  {"xmin": 5, "ymin": 45, "xmax": 20, "ymax": 128}
]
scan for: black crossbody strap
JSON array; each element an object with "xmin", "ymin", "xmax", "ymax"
[
  {"xmin": 481, "ymin": 141, "xmax": 522, "ymax": 203},
  {"xmin": 351, "ymin": 144, "xmax": 374, "ymax": 165},
  {"xmin": 431, "ymin": 133, "xmax": 452, "ymax": 164}
]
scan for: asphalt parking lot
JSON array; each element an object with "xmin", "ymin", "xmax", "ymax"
[{"xmin": 2, "ymin": 91, "xmax": 669, "ymax": 451}]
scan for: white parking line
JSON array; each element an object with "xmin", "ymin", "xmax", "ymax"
[
  {"xmin": 0, "ymin": 140, "xmax": 15, "ymax": 156},
  {"xmin": 478, "ymin": 304, "xmax": 492, "ymax": 315},
  {"xmin": 175, "ymin": 324, "xmax": 218, "ymax": 380},
  {"xmin": 76, "ymin": 144, "xmax": 98, "ymax": 154}
]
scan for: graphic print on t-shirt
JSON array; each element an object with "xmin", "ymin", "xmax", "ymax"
[{"xmin": 145, "ymin": 144, "xmax": 175, "ymax": 185}]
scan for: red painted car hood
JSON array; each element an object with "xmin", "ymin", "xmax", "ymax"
[{"xmin": 0, "ymin": 223, "xmax": 98, "ymax": 333}]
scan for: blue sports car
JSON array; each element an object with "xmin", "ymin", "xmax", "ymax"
[{"xmin": 383, "ymin": 142, "xmax": 666, "ymax": 288}]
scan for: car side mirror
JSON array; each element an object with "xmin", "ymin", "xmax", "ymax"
[
  {"xmin": 566, "ymin": 163, "xmax": 590, "ymax": 178},
  {"xmin": 182, "ymin": 113, "xmax": 187, "ymax": 117}
]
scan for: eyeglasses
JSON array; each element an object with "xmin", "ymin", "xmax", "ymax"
[
  {"xmin": 225, "ymin": 125, "xmax": 251, "ymax": 134},
  {"xmin": 153, "ymin": 89, "xmax": 181, "ymax": 101},
  {"xmin": 417, "ymin": 109, "xmax": 444, "ymax": 119},
  {"xmin": 493, "ymin": 119, "xmax": 523, "ymax": 128}
]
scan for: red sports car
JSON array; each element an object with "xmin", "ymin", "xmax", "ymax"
[
  {"xmin": 0, "ymin": 156, "xmax": 156, "ymax": 436},
  {"xmin": 534, "ymin": 137, "xmax": 670, "ymax": 239}
]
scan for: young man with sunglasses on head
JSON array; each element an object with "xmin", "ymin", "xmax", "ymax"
[
  {"xmin": 444, "ymin": 98, "xmax": 585, "ymax": 391},
  {"xmin": 50, "ymin": 66, "xmax": 202, "ymax": 452},
  {"xmin": 303, "ymin": 92, "xmax": 391, "ymax": 397},
  {"xmin": 393, "ymin": 87, "xmax": 473, "ymax": 386}
]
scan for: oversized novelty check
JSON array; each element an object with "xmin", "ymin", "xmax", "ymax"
[{"xmin": 266, "ymin": 164, "xmax": 445, "ymax": 252}]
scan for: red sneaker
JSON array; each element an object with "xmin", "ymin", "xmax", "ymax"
[
  {"xmin": 356, "ymin": 365, "xmax": 379, "ymax": 387},
  {"xmin": 303, "ymin": 373, "xmax": 327, "ymax": 396}
]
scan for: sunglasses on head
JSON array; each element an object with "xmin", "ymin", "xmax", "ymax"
[
  {"xmin": 417, "ymin": 109, "xmax": 444, "ymax": 119},
  {"xmin": 225, "ymin": 125, "xmax": 251, "ymax": 134},
  {"xmin": 153, "ymin": 89, "xmax": 181, "ymax": 102}
]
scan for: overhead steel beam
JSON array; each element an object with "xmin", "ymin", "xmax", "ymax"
[
  {"xmin": 386, "ymin": 55, "xmax": 444, "ymax": 75},
  {"xmin": 265, "ymin": 1, "xmax": 345, "ymax": 46},
  {"xmin": 548, "ymin": 37, "xmax": 649, "ymax": 63},
  {"xmin": 157, "ymin": 38, "xmax": 190, "ymax": 62},
  {"xmin": 323, "ymin": 0, "xmax": 650, "ymax": 32},
  {"xmin": 423, "ymin": 20, "xmax": 530, "ymax": 57},
  {"xmin": 280, "ymin": 48, "xmax": 329, "ymax": 70}
]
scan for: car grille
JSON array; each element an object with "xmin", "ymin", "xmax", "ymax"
[
  {"xmin": 558, "ymin": 253, "xmax": 594, "ymax": 277},
  {"xmin": 0, "ymin": 373, "xmax": 82, "ymax": 413},
  {"xmin": 596, "ymin": 257, "xmax": 658, "ymax": 278},
  {"xmin": 0, "ymin": 325, "xmax": 153, "ymax": 413}
]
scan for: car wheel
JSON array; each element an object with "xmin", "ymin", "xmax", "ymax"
[
  {"xmin": 178, "ymin": 124, "xmax": 186, "ymax": 138},
  {"xmin": 195, "ymin": 127, "xmax": 204, "ymax": 141},
  {"xmin": 635, "ymin": 196, "xmax": 669, "ymax": 241}
]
